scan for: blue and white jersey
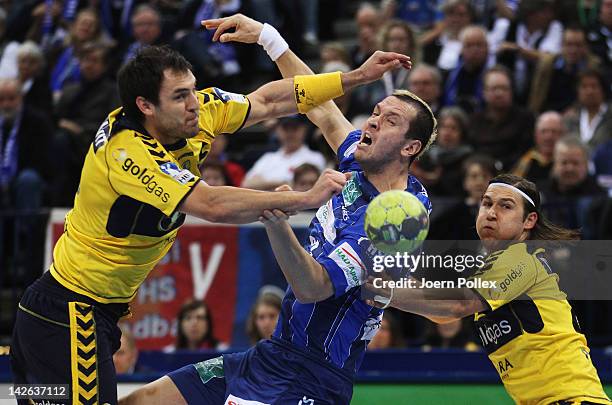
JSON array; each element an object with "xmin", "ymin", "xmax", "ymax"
[{"xmin": 272, "ymin": 130, "xmax": 431, "ymax": 376}]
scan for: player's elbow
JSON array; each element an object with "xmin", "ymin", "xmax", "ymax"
[
  {"xmin": 293, "ymin": 278, "xmax": 333, "ymax": 304},
  {"xmin": 182, "ymin": 183, "xmax": 235, "ymax": 223}
]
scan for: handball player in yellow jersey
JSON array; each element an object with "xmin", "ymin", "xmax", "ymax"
[
  {"xmin": 9, "ymin": 45, "xmax": 411, "ymax": 404},
  {"xmin": 367, "ymin": 174, "xmax": 611, "ymax": 405}
]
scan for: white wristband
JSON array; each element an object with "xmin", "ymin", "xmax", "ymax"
[
  {"xmin": 257, "ymin": 23, "xmax": 289, "ymax": 61},
  {"xmin": 374, "ymin": 287, "xmax": 394, "ymax": 309}
]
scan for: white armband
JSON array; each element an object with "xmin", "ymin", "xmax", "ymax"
[{"xmin": 257, "ymin": 23, "xmax": 289, "ymax": 61}]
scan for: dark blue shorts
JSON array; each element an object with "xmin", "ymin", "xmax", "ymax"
[
  {"xmin": 168, "ymin": 338, "xmax": 354, "ymax": 405},
  {"xmin": 10, "ymin": 272, "xmax": 127, "ymax": 405}
]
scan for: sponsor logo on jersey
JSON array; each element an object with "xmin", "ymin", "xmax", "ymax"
[
  {"xmin": 474, "ymin": 305, "xmax": 522, "ymax": 354},
  {"xmin": 315, "ymin": 200, "xmax": 336, "ymax": 243},
  {"xmin": 121, "ymin": 157, "xmax": 170, "ymax": 203},
  {"xmin": 328, "ymin": 242, "xmax": 366, "ymax": 290},
  {"xmin": 361, "ymin": 313, "xmax": 382, "ymax": 341},
  {"xmin": 159, "ymin": 162, "xmax": 196, "ymax": 185},
  {"xmin": 298, "ymin": 397, "xmax": 315, "ymax": 405},
  {"xmin": 213, "ymin": 88, "xmax": 248, "ymax": 104},
  {"xmin": 499, "ymin": 265, "xmax": 524, "ymax": 292}
]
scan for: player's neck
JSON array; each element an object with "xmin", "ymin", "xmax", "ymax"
[
  {"xmin": 143, "ymin": 120, "xmax": 178, "ymax": 145},
  {"xmin": 365, "ymin": 169, "xmax": 409, "ymax": 193}
]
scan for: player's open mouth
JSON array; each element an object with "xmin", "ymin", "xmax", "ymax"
[{"xmin": 359, "ymin": 133, "xmax": 373, "ymax": 146}]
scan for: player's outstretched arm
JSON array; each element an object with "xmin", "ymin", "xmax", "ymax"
[
  {"xmin": 259, "ymin": 206, "xmax": 334, "ymax": 303},
  {"xmin": 363, "ymin": 278, "xmax": 486, "ymax": 321},
  {"xmin": 180, "ymin": 169, "xmax": 350, "ymax": 224},
  {"xmin": 202, "ymin": 14, "xmax": 411, "ymax": 140}
]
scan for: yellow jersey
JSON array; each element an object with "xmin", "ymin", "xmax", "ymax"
[
  {"xmin": 471, "ymin": 243, "xmax": 611, "ymax": 405},
  {"xmin": 50, "ymin": 88, "xmax": 250, "ymax": 304}
]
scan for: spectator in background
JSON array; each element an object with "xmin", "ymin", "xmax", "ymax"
[
  {"xmin": 169, "ymin": 299, "xmax": 226, "ymax": 351},
  {"xmin": 411, "ymin": 106, "xmax": 472, "ymax": 197},
  {"xmin": 381, "ymin": 0, "xmax": 442, "ymax": 32},
  {"xmin": 490, "ymin": 0, "xmax": 564, "ymax": 104},
  {"xmin": 16, "ymin": 41, "xmax": 52, "ymax": 113},
  {"xmin": 174, "ymin": 0, "xmax": 242, "ymax": 89},
  {"xmin": 529, "ymin": 26, "xmax": 600, "ymax": 114},
  {"xmin": 368, "ymin": 310, "xmax": 405, "ymax": 350},
  {"xmin": 52, "ymin": 42, "xmax": 119, "ymax": 206},
  {"xmin": 563, "ymin": 69, "xmax": 612, "ymax": 150},
  {"xmin": 242, "ymin": 115, "xmax": 326, "ymax": 191},
  {"xmin": 113, "ymin": 324, "xmax": 139, "ymax": 375},
  {"xmin": 379, "ymin": 20, "xmax": 415, "ymax": 93},
  {"xmin": 0, "ymin": 7, "xmax": 20, "ymax": 79},
  {"xmin": 559, "ymin": 0, "xmax": 600, "ymax": 28},
  {"xmin": 469, "ymin": 0, "xmax": 518, "ymax": 28},
  {"xmin": 468, "ymin": 66, "xmax": 534, "ymax": 170},
  {"xmin": 320, "ymin": 42, "xmax": 352, "ymax": 67},
  {"xmin": 0, "ymin": 78, "xmax": 52, "ymax": 284},
  {"xmin": 422, "ymin": 319, "xmax": 479, "ymax": 351},
  {"xmin": 292, "ymin": 163, "xmax": 321, "ymax": 192},
  {"xmin": 204, "ymin": 133, "xmax": 245, "ymax": 187},
  {"xmin": 512, "ymin": 111, "xmax": 565, "ymax": 185},
  {"xmin": 49, "ymin": 8, "xmax": 106, "ymax": 101},
  {"xmin": 408, "ymin": 64, "xmax": 443, "ymax": 115},
  {"xmin": 350, "ymin": 20, "xmax": 415, "ymax": 118},
  {"xmin": 541, "ymin": 136, "xmax": 607, "ymax": 200},
  {"xmin": 592, "ymin": 140, "xmax": 612, "ymax": 194},
  {"xmin": 0, "ymin": 78, "xmax": 52, "ymax": 209},
  {"xmin": 350, "ymin": 2, "xmax": 381, "ymax": 68},
  {"xmin": 246, "ymin": 292, "xmax": 282, "ymax": 345},
  {"xmin": 200, "ymin": 161, "xmax": 231, "ymax": 186},
  {"xmin": 122, "ymin": 4, "xmax": 164, "ymax": 65},
  {"xmin": 429, "ymin": 154, "xmax": 497, "ymax": 240},
  {"xmin": 540, "ymin": 136, "xmax": 607, "ymax": 229},
  {"xmin": 442, "ymin": 25, "xmax": 490, "ymax": 113},
  {"xmin": 586, "ymin": 0, "xmax": 612, "ymax": 87},
  {"xmin": 420, "ymin": 0, "xmax": 473, "ymax": 72}
]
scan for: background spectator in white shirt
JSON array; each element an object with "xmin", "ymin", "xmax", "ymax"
[{"xmin": 242, "ymin": 115, "xmax": 326, "ymax": 191}]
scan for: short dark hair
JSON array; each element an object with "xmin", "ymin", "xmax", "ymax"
[
  {"xmin": 391, "ymin": 90, "xmax": 437, "ymax": 163},
  {"xmin": 577, "ymin": 68, "xmax": 609, "ymax": 98},
  {"xmin": 117, "ymin": 45, "xmax": 192, "ymax": 122},
  {"xmin": 293, "ymin": 163, "xmax": 321, "ymax": 183},
  {"xmin": 462, "ymin": 154, "xmax": 498, "ymax": 178},
  {"xmin": 77, "ymin": 41, "xmax": 112, "ymax": 65},
  {"xmin": 484, "ymin": 65, "xmax": 513, "ymax": 87}
]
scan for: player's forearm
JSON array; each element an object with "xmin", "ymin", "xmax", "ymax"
[
  {"xmin": 275, "ymin": 49, "xmax": 314, "ymax": 77},
  {"xmin": 182, "ymin": 183, "xmax": 314, "ymax": 224},
  {"xmin": 390, "ymin": 286, "xmax": 482, "ymax": 318},
  {"xmin": 265, "ymin": 222, "xmax": 333, "ymax": 303},
  {"xmin": 274, "ymin": 47, "xmax": 352, "ymax": 153}
]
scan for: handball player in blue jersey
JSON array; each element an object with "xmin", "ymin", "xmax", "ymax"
[{"xmin": 121, "ymin": 15, "xmax": 436, "ymax": 405}]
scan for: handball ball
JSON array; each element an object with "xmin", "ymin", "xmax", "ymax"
[{"xmin": 364, "ymin": 190, "xmax": 429, "ymax": 254}]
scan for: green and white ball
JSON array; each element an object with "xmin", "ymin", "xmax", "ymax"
[{"xmin": 364, "ymin": 190, "xmax": 429, "ymax": 254}]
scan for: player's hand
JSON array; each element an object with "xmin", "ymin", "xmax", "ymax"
[
  {"xmin": 259, "ymin": 209, "xmax": 291, "ymax": 228},
  {"xmin": 362, "ymin": 276, "xmax": 394, "ymax": 309},
  {"xmin": 354, "ymin": 51, "xmax": 412, "ymax": 85},
  {"xmin": 201, "ymin": 13, "xmax": 263, "ymax": 43},
  {"xmin": 303, "ymin": 169, "xmax": 351, "ymax": 209}
]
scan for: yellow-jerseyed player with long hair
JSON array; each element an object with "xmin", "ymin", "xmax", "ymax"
[{"xmin": 367, "ymin": 174, "xmax": 611, "ymax": 405}]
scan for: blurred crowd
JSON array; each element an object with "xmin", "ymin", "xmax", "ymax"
[{"xmin": 1, "ymin": 0, "xmax": 612, "ymax": 349}]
